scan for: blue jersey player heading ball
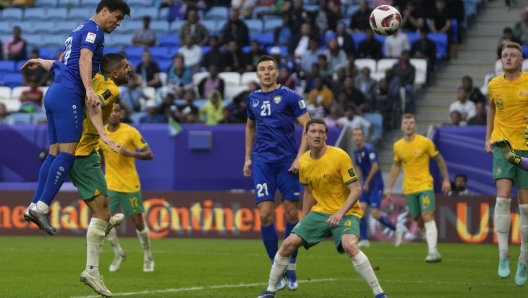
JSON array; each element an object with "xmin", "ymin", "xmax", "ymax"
[
  {"xmin": 21, "ymin": 0, "xmax": 131, "ymax": 235},
  {"xmin": 351, "ymin": 128, "xmax": 403, "ymax": 248},
  {"xmin": 244, "ymin": 55, "xmax": 311, "ymax": 291}
]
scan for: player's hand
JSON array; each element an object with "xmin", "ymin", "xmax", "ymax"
[
  {"xmin": 326, "ymin": 213, "xmax": 343, "ymax": 227},
  {"xmin": 288, "ymin": 158, "xmax": 300, "ymax": 174},
  {"xmin": 485, "ymin": 140, "xmax": 493, "ymax": 154},
  {"xmin": 384, "ymin": 189, "xmax": 392, "ymax": 202},
  {"xmin": 363, "ymin": 183, "xmax": 370, "ymax": 193},
  {"xmin": 243, "ymin": 159, "xmax": 252, "ymax": 177},
  {"xmin": 20, "ymin": 59, "xmax": 41, "ymax": 70},
  {"xmin": 101, "ymin": 135, "xmax": 119, "ymax": 153},
  {"xmin": 119, "ymin": 147, "xmax": 135, "ymax": 157},
  {"xmin": 86, "ymin": 89, "xmax": 101, "ymax": 107},
  {"xmin": 442, "ymin": 179, "xmax": 451, "ymax": 195}
]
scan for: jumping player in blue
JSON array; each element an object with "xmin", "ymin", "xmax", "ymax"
[
  {"xmin": 22, "ymin": 0, "xmax": 130, "ymax": 235},
  {"xmin": 244, "ymin": 55, "xmax": 311, "ymax": 291},
  {"xmin": 351, "ymin": 128, "xmax": 403, "ymax": 247}
]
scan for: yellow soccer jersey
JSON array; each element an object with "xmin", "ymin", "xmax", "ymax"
[
  {"xmin": 488, "ymin": 72, "xmax": 528, "ymax": 150},
  {"xmin": 299, "ymin": 146, "xmax": 362, "ymax": 217},
  {"xmin": 99, "ymin": 123, "xmax": 148, "ymax": 193},
  {"xmin": 393, "ymin": 135, "xmax": 438, "ymax": 194},
  {"xmin": 75, "ymin": 73, "xmax": 120, "ymax": 156}
]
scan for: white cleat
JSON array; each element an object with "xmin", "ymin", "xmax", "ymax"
[
  {"xmin": 144, "ymin": 257, "xmax": 155, "ymax": 272},
  {"xmin": 105, "ymin": 214, "xmax": 125, "ymax": 236},
  {"xmin": 357, "ymin": 240, "xmax": 370, "ymax": 248},
  {"xmin": 80, "ymin": 270, "xmax": 112, "ymax": 297},
  {"xmin": 395, "ymin": 229, "xmax": 404, "ymax": 247},
  {"xmin": 109, "ymin": 252, "xmax": 126, "ymax": 272}
]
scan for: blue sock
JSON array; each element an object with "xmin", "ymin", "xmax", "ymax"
[
  {"xmin": 31, "ymin": 154, "xmax": 56, "ymax": 204},
  {"xmin": 285, "ymin": 221, "xmax": 298, "ymax": 264},
  {"xmin": 261, "ymin": 223, "xmax": 279, "ymax": 263},
  {"xmin": 379, "ymin": 214, "xmax": 396, "ymax": 231},
  {"xmin": 360, "ymin": 216, "xmax": 368, "ymax": 240},
  {"xmin": 38, "ymin": 152, "xmax": 75, "ymax": 206}
]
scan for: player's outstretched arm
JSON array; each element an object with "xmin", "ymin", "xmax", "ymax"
[
  {"xmin": 120, "ymin": 146, "xmax": 153, "ymax": 160},
  {"xmin": 327, "ymin": 181, "xmax": 361, "ymax": 226},
  {"xmin": 19, "ymin": 58, "xmax": 55, "ymax": 72},
  {"xmin": 432, "ymin": 154, "xmax": 451, "ymax": 195},
  {"xmin": 384, "ymin": 161, "xmax": 401, "ymax": 201},
  {"xmin": 87, "ymin": 104, "xmax": 119, "ymax": 153},
  {"xmin": 80, "ymin": 48, "xmax": 100, "ymax": 107},
  {"xmin": 301, "ymin": 186, "xmax": 315, "ymax": 219},
  {"xmin": 244, "ymin": 119, "xmax": 257, "ymax": 177},
  {"xmin": 290, "ymin": 113, "xmax": 311, "ymax": 174},
  {"xmin": 485, "ymin": 101, "xmax": 495, "ymax": 154}
]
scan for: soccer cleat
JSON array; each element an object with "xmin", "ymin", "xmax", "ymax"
[
  {"xmin": 375, "ymin": 293, "xmax": 388, "ymax": 298},
  {"xmin": 143, "ymin": 257, "xmax": 155, "ymax": 272},
  {"xmin": 109, "ymin": 252, "xmax": 126, "ymax": 272},
  {"xmin": 277, "ymin": 275, "xmax": 286, "ymax": 291},
  {"xmin": 105, "ymin": 214, "xmax": 125, "ymax": 236},
  {"xmin": 493, "ymin": 139, "xmax": 521, "ymax": 165},
  {"xmin": 257, "ymin": 290, "xmax": 276, "ymax": 298},
  {"xmin": 515, "ymin": 263, "xmax": 527, "ymax": 286},
  {"xmin": 499, "ymin": 257, "xmax": 510, "ymax": 278},
  {"xmin": 80, "ymin": 270, "xmax": 112, "ymax": 297},
  {"xmin": 29, "ymin": 207, "xmax": 56, "ymax": 235},
  {"xmin": 24, "ymin": 206, "xmax": 43, "ymax": 230},
  {"xmin": 425, "ymin": 251, "xmax": 442, "ymax": 262},
  {"xmin": 285, "ymin": 269, "xmax": 298, "ymax": 291},
  {"xmin": 357, "ymin": 240, "xmax": 370, "ymax": 248},
  {"xmin": 394, "ymin": 229, "xmax": 404, "ymax": 247}
]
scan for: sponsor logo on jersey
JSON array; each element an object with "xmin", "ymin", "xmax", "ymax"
[
  {"xmin": 348, "ymin": 169, "xmax": 355, "ymax": 177},
  {"xmin": 369, "ymin": 152, "xmax": 376, "ymax": 160},
  {"xmin": 323, "ymin": 173, "xmax": 331, "ymax": 178},
  {"xmin": 102, "ymin": 90, "xmax": 112, "ymax": 100},
  {"xmin": 252, "ymin": 99, "xmax": 259, "ymax": 107},
  {"xmin": 273, "ymin": 96, "xmax": 282, "ymax": 104},
  {"xmin": 520, "ymin": 91, "xmax": 528, "ymax": 96},
  {"xmin": 85, "ymin": 32, "xmax": 96, "ymax": 43}
]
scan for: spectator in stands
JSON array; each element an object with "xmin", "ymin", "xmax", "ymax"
[
  {"xmin": 318, "ymin": 54, "xmax": 334, "ymax": 82},
  {"xmin": 300, "ymin": 38, "xmax": 322, "ymax": 74},
  {"xmin": 335, "ymin": 21, "xmax": 355, "ymax": 54},
  {"xmin": 257, "ymin": 0, "xmax": 293, "ymax": 18},
  {"xmin": 12, "ymin": 0, "xmax": 35, "ymax": 8},
  {"xmin": 167, "ymin": 55, "xmax": 193, "ymax": 98},
  {"xmin": 219, "ymin": 8, "xmax": 250, "ymax": 47},
  {"xmin": 461, "ymin": 76, "xmax": 486, "ymax": 105},
  {"xmin": 350, "ymin": 0, "xmax": 371, "ymax": 33},
  {"xmin": 198, "ymin": 65, "xmax": 225, "ymax": 99},
  {"xmin": 218, "ymin": 107, "xmax": 240, "ymax": 124},
  {"xmin": 303, "ymin": 63, "xmax": 320, "ymax": 94},
  {"xmin": 3, "ymin": 26, "xmax": 26, "ymax": 62},
  {"xmin": 392, "ymin": 50, "xmax": 416, "ymax": 113},
  {"xmin": 307, "ymin": 76, "xmax": 334, "ymax": 111},
  {"xmin": 372, "ymin": 0, "xmax": 393, "ymax": 8},
  {"xmin": 157, "ymin": 93, "xmax": 177, "ymax": 122},
  {"xmin": 331, "ymin": 67, "xmax": 347, "ymax": 96},
  {"xmin": 232, "ymin": 0, "xmax": 255, "ymax": 19},
  {"xmin": 274, "ymin": 13, "xmax": 295, "ymax": 47},
  {"xmin": 400, "ymin": 0, "xmax": 424, "ymax": 32},
  {"xmin": 355, "ymin": 67, "xmax": 378, "ymax": 112},
  {"xmin": 180, "ymin": 8, "xmax": 209, "ymax": 47},
  {"xmin": 323, "ymin": 37, "xmax": 347, "ymax": 72},
  {"xmin": 337, "ymin": 105, "xmax": 373, "ymax": 138},
  {"xmin": 22, "ymin": 48, "xmax": 50, "ymax": 87},
  {"xmin": 467, "ymin": 101, "xmax": 487, "ymax": 126},
  {"xmin": 372, "ymin": 78, "xmax": 398, "ymax": 130},
  {"xmin": 178, "ymin": 36, "xmax": 203, "ymax": 73},
  {"xmin": 270, "ymin": 46, "xmax": 297, "ymax": 75},
  {"xmin": 446, "ymin": 0, "xmax": 464, "ymax": 42},
  {"xmin": 384, "ymin": 68, "xmax": 401, "ymax": 102},
  {"xmin": 498, "ymin": 27, "xmax": 521, "ymax": 59},
  {"xmin": 223, "ymin": 40, "xmax": 248, "ymax": 73},
  {"xmin": 0, "ymin": 103, "xmax": 9, "ymax": 124},
  {"xmin": 199, "ymin": 90, "xmax": 225, "ymax": 125},
  {"xmin": 514, "ymin": 10, "xmax": 528, "ymax": 45},
  {"xmin": 410, "ymin": 27, "xmax": 437, "ymax": 74},
  {"xmin": 427, "ymin": 0, "xmax": 452, "ymax": 39},
  {"xmin": 292, "ymin": 23, "xmax": 318, "ymax": 59},
  {"xmin": 443, "ymin": 110, "xmax": 462, "ymax": 126},
  {"xmin": 136, "ymin": 51, "xmax": 162, "ymax": 89},
  {"xmin": 175, "ymin": 89, "xmax": 199, "ymax": 123},
  {"xmin": 324, "ymin": 104, "xmax": 343, "ymax": 127},
  {"xmin": 313, "ymin": 0, "xmax": 337, "ymax": 33},
  {"xmin": 385, "ymin": 30, "xmax": 411, "ymax": 59},
  {"xmin": 358, "ymin": 28, "xmax": 382, "ymax": 60},
  {"xmin": 307, "ymin": 94, "xmax": 326, "ymax": 118},
  {"xmin": 19, "ymin": 78, "xmax": 43, "ymax": 109},
  {"xmin": 291, "ymin": 0, "xmax": 307, "ymax": 31},
  {"xmin": 449, "ymin": 174, "xmax": 473, "ymax": 196},
  {"xmin": 132, "ymin": 16, "xmax": 156, "ymax": 48},
  {"xmin": 343, "ymin": 76, "xmax": 367, "ymax": 115},
  {"xmin": 246, "ymin": 41, "xmax": 268, "ymax": 71},
  {"xmin": 139, "ymin": 100, "xmax": 166, "ymax": 124},
  {"xmin": 231, "ymin": 81, "xmax": 258, "ymax": 123},
  {"xmin": 335, "ymin": 52, "xmax": 359, "ymax": 78},
  {"xmin": 449, "ymin": 87, "xmax": 476, "ymax": 124},
  {"xmin": 122, "ymin": 76, "xmax": 149, "ymax": 113},
  {"xmin": 202, "ymin": 36, "xmax": 225, "ymax": 71},
  {"xmin": 278, "ymin": 66, "xmax": 296, "ymax": 89}
]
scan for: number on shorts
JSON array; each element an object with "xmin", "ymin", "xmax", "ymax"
[
  {"xmin": 260, "ymin": 101, "xmax": 271, "ymax": 116},
  {"xmin": 129, "ymin": 197, "xmax": 139, "ymax": 211},
  {"xmin": 256, "ymin": 183, "xmax": 269, "ymax": 197},
  {"xmin": 63, "ymin": 37, "xmax": 73, "ymax": 65},
  {"xmin": 344, "ymin": 220, "xmax": 351, "ymax": 227}
]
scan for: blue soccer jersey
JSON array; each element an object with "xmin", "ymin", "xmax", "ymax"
[
  {"xmin": 354, "ymin": 143, "xmax": 384, "ymax": 188},
  {"xmin": 55, "ymin": 19, "xmax": 105, "ymax": 89},
  {"xmin": 247, "ymin": 85, "xmax": 307, "ymax": 163}
]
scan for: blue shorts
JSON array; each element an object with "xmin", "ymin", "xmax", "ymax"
[
  {"xmin": 359, "ymin": 183, "xmax": 384, "ymax": 209},
  {"xmin": 252, "ymin": 160, "xmax": 300, "ymax": 204},
  {"xmin": 44, "ymin": 82, "xmax": 85, "ymax": 144}
]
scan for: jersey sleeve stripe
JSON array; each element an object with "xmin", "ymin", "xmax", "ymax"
[
  {"xmin": 139, "ymin": 144, "xmax": 149, "ymax": 151},
  {"xmin": 300, "ymin": 182, "xmax": 308, "ymax": 186},
  {"xmin": 345, "ymin": 177, "xmax": 358, "ymax": 185},
  {"xmin": 97, "ymin": 95, "xmax": 106, "ymax": 107}
]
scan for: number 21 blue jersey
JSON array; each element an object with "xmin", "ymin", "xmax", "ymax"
[{"xmin": 247, "ymin": 85, "xmax": 307, "ymax": 163}]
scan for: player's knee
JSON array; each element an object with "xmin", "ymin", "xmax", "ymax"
[
  {"xmin": 370, "ymin": 208, "xmax": 381, "ymax": 219},
  {"xmin": 259, "ymin": 212, "xmax": 274, "ymax": 226},
  {"xmin": 342, "ymin": 240, "xmax": 360, "ymax": 258},
  {"xmin": 280, "ymin": 237, "xmax": 298, "ymax": 255},
  {"xmin": 421, "ymin": 211, "xmax": 434, "ymax": 222},
  {"xmin": 284, "ymin": 208, "xmax": 299, "ymax": 222},
  {"xmin": 131, "ymin": 215, "xmax": 145, "ymax": 230}
]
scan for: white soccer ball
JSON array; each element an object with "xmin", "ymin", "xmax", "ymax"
[{"xmin": 369, "ymin": 5, "xmax": 402, "ymax": 36}]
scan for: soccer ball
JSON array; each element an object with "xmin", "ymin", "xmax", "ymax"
[{"xmin": 369, "ymin": 5, "xmax": 402, "ymax": 36}]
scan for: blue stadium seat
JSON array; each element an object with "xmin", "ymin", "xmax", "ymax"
[
  {"xmin": 158, "ymin": 59, "xmax": 173, "ymax": 72},
  {"xmin": 103, "ymin": 47, "xmax": 121, "ymax": 56},
  {"xmin": 252, "ymin": 7, "xmax": 267, "ymax": 19},
  {"xmin": 119, "ymin": 21, "xmax": 143, "ymax": 34},
  {"xmin": 158, "ymin": 34, "xmax": 179, "ymax": 47},
  {"xmin": 11, "ymin": 22, "xmax": 35, "ymax": 34},
  {"xmin": 263, "ymin": 19, "xmax": 283, "ymax": 34},
  {"xmin": 168, "ymin": 47, "xmax": 179, "ymax": 58},
  {"xmin": 149, "ymin": 47, "xmax": 169, "ymax": 60},
  {"xmin": 81, "ymin": 0, "xmax": 99, "ymax": 7},
  {"xmin": 201, "ymin": 20, "xmax": 217, "ymax": 35},
  {"xmin": 158, "ymin": 7, "xmax": 169, "ymax": 20},
  {"xmin": 128, "ymin": 59, "xmax": 141, "ymax": 68},
  {"xmin": 216, "ymin": 20, "xmax": 227, "ymax": 33},
  {"xmin": 33, "ymin": 22, "xmax": 55, "ymax": 35},
  {"xmin": 24, "ymin": 8, "xmax": 47, "ymax": 21},
  {"xmin": 108, "ymin": 34, "xmax": 132, "ymax": 47},
  {"xmin": 337, "ymin": 18, "xmax": 351, "ymax": 28},
  {"xmin": 150, "ymin": 20, "xmax": 169, "ymax": 35},
  {"xmin": 68, "ymin": 7, "xmax": 91, "ymax": 21},
  {"xmin": 46, "ymin": 8, "xmax": 69, "ymax": 21},
  {"xmin": 193, "ymin": 99, "xmax": 208, "ymax": 109},
  {"xmin": 130, "ymin": 112, "xmax": 146, "ymax": 124},
  {"xmin": 252, "ymin": 33, "xmax": 274, "ymax": 47},
  {"xmin": 36, "ymin": 0, "xmax": 57, "ymax": 8},
  {"xmin": 201, "ymin": 46, "xmax": 211, "ymax": 55},
  {"xmin": 2, "ymin": 73, "xmax": 23, "ymax": 88},
  {"xmin": 523, "ymin": 46, "xmax": 528, "ymax": 59},
  {"xmin": 464, "ymin": 0, "xmax": 478, "ymax": 17},
  {"xmin": 36, "ymin": 47, "xmax": 55, "ymax": 60},
  {"xmin": 41, "ymin": 35, "xmax": 67, "ymax": 48},
  {"xmin": 53, "ymin": 21, "xmax": 79, "ymax": 35},
  {"xmin": 242, "ymin": 45, "xmax": 252, "ymax": 53},
  {"xmin": 24, "ymin": 34, "xmax": 43, "ymax": 49},
  {"xmin": 352, "ymin": 32, "xmax": 366, "ymax": 50},
  {"xmin": 127, "ymin": 0, "xmax": 150, "ymax": 7},
  {"xmin": 2, "ymin": 8, "xmax": 23, "ymax": 21},
  {"xmin": 244, "ymin": 19, "xmax": 263, "ymax": 35},
  {"xmin": 0, "ymin": 61, "xmax": 15, "ymax": 73},
  {"xmin": 205, "ymin": 6, "xmax": 229, "ymax": 20},
  {"xmin": 304, "ymin": 5, "xmax": 319, "ymax": 12},
  {"xmin": 266, "ymin": 45, "xmax": 288, "ymax": 56},
  {"xmin": 428, "ymin": 33, "xmax": 448, "ymax": 58},
  {"xmin": 59, "ymin": 0, "xmax": 81, "ymax": 7},
  {"xmin": 262, "ymin": 14, "xmax": 281, "ymax": 21},
  {"xmin": 0, "ymin": 22, "xmax": 11, "ymax": 34},
  {"xmin": 346, "ymin": 5, "xmax": 359, "ymax": 17},
  {"xmin": 324, "ymin": 32, "xmax": 337, "ymax": 46},
  {"xmin": 131, "ymin": 7, "xmax": 158, "ymax": 20},
  {"xmin": 406, "ymin": 32, "xmax": 419, "ymax": 45},
  {"xmin": 451, "ymin": 19, "xmax": 458, "ymax": 43},
  {"xmin": 124, "ymin": 47, "xmax": 145, "ymax": 60},
  {"xmin": 169, "ymin": 20, "xmax": 185, "ymax": 33},
  {"xmin": 4, "ymin": 113, "xmax": 33, "ymax": 124},
  {"xmin": 16, "ymin": 61, "xmax": 26, "ymax": 72}
]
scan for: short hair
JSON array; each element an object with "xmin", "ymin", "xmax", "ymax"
[
  {"xmin": 100, "ymin": 52, "xmax": 126, "ymax": 75},
  {"xmin": 96, "ymin": 0, "xmax": 131, "ymax": 16},
  {"xmin": 462, "ymin": 75, "xmax": 472, "ymax": 83},
  {"xmin": 401, "ymin": 49, "xmax": 411, "ymax": 56},
  {"xmin": 256, "ymin": 55, "xmax": 278, "ymax": 68},
  {"xmin": 504, "ymin": 27, "xmax": 513, "ymax": 34},
  {"xmin": 455, "ymin": 174, "xmax": 468, "ymax": 182},
  {"xmin": 305, "ymin": 118, "xmax": 328, "ymax": 133},
  {"xmin": 352, "ymin": 128, "xmax": 364, "ymax": 135},
  {"xmin": 502, "ymin": 42, "xmax": 523, "ymax": 54},
  {"xmin": 318, "ymin": 54, "xmax": 327, "ymax": 61},
  {"xmin": 143, "ymin": 16, "xmax": 151, "ymax": 22},
  {"xmin": 402, "ymin": 113, "xmax": 416, "ymax": 121}
]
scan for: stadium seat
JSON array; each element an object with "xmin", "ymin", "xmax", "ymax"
[
  {"xmin": 158, "ymin": 35, "xmax": 179, "ymax": 47},
  {"xmin": 495, "ymin": 59, "xmax": 503, "ymax": 75},
  {"xmin": 451, "ymin": 19, "xmax": 458, "ymax": 43},
  {"xmin": 304, "ymin": 5, "xmax": 319, "ymax": 12},
  {"xmin": 224, "ymin": 85, "xmax": 248, "ymax": 100},
  {"xmin": 81, "ymin": 0, "xmax": 99, "ymax": 7},
  {"xmin": 245, "ymin": 20, "xmax": 263, "ymax": 35},
  {"xmin": 427, "ymin": 33, "xmax": 448, "ymax": 58},
  {"xmin": 149, "ymin": 47, "xmax": 169, "ymax": 60},
  {"xmin": 0, "ymin": 87, "xmax": 11, "ymax": 100},
  {"xmin": 252, "ymin": 33, "xmax": 274, "ymax": 47},
  {"xmin": 352, "ymin": 32, "xmax": 366, "ymax": 50},
  {"xmin": 0, "ymin": 61, "xmax": 15, "ymax": 74},
  {"xmin": 215, "ymin": 20, "xmax": 227, "ymax": 34},
  {"xmin": 205, "ymin": 6, "xmax": 229, "ymax": 20},
  {"xmin": 354, "ymin": 59, "xmax": 376, "ymax": 74},
  {"xmin": 158, "ymin": 59, "xmax": 173, "ymax": 72},
  {"xmin": 142, "ymin": 87, "xmax": 157, "ymax": 99},
  {"xmin": 31, "ymin": 112, "xmax": 47, "ymax": 123},
  {"xmin": 193, "ymin": 72, "xmax": 210, "ymax": 85},
  {"xmin": 266, "ymin": 46, "xmax": 288, "ymax": 56},
  {"xmin": 263, "ymin": 19, "xmax": 283, "ymax": 34},
  {"xmin": 124, "ymin": 47, "xmax": 145, "ymax": 60},
  {"xmin": 33, "ymin": 21, "xmax": 55, "ymax": 35},
  {"xmin": 200, "ymin": 20, "xmax": 217, "ymax": 35},
  {"xmin": 131, "ymin": 7, "xmax": 158, "ymax": 20},
  {"xmin": 324, "ymin": 32, "xmax": 337, "ymax": 46},
  {"xmin": 0, "ymin": 22, "xmax": 11, "ymax": 35},
  {"xmin": 218, "ymin": 72, "xmax": 241, "ymax": 86},
  {"xmin": 522, "ymin": 60, "xmax": 528, "ymax": 72},
  {"xmin": 0, "ymin": 99, "xmax": 21, "ymax": 113},
  {"xmin": 120, "ymin": 21, "xmax": 143, "ymax": 34},
  {"xmin": 15, "ymin": 61, "xmax": 25, "ymax": 73},
  {"xmin": 168, "ymin": 47, "xmax": 180, "ymax": 58},
  {"xmin": 410, "ymin": 59, "xmax": 427, "ymax": 86},
  {"xmin": 376, "ymin": 59, "xmax": 397, "ymax": 73},
  {"xmin": 524, "ymin": 46, "xmax": 528, "ymax": 59},
  {"xmin": 53, "ymin": 21, "xmax": 79, "ymax": 35},
  {"xmin": 169, "ymin": 20, "xmax": 185, "ymax": 34},
  {"xmin": 23, "ymin": 8, "xmax": 47, "ymax": 21},
  {"xmin": 252, "ymin": 6, "xmax": 268, "ymax": 19},
  {"xmin": 346, "ymin": 5, "xmax": 359, "ymax": 17},
  {"xmin": 150, "ymin": 20, "xmax": 169, "ymax": 35},
  {"xmin": 127, "ymin": 0, "xmax": 150, "ymax": 7},
  {"xmin": 46, "ymin": 8, "xmax": 68, "ymax": 21},
  {"xmin": 36, "ymin": 48, "xmax": 54, "ymax": 60},
  {"xmin": 2, "ymin": 8, "xmax": 23, "ymax": 21},
  {"xmin": 10, "ymin": 22, "xmax": 34, "ymax": 34},
  {"xmin": 4, "ymin": 113, "xmax": 32, "ymax": 124},
  {"xmin": 3, "ymin": 73, "xmax": 22, "ymax": 89},
  {"xmin": 337, "ymin": 18, "xmax": 351, "ymax": 28},
  {"xmin": 59, "ymin": 0, "xmax": 80, "ymax": 7},
  {"xmin": 242, "ymin": 45, "xmax": 252, "ymax": 53},
  {"xmin": 36, "ymin": 0, "xmax": 57, "ymax": 7},
  {"xmin": 68, "ymin": 7, "xmax": 91, "ymax": 21},
  {"xmin": 103, "ymin": 47, "xmax": 121, "ymax": 56},
  {"xmin": 108, "ymin": 34, "xmax": 132, "ymax": 47},
  {"xmin": 262, "ymin": 14, "xmax": 281, "ymax": 21},
  {"xmin": 370, "ymin": 72, "xmax": 385, "ymax": 82},
  {"xmin": 241, "ymin": 72, "xmax": 258, "ymax": 86},
  {"xmin": 406, "ymin": 32, "xmax": 420, "ymax": 45},
  {"xmin": 130, "ymin": 112, "xmax": 146, "ymax": 124},
  {"xmin": 159, "ymin": 72, "xmax": 168, "ymax": 86},
  {"xmin": 201, "ymin": 46, "xmax": 211, "ymax": 55},
  {"xmin": 11, "ymin": 86, "xmax": 29, "ymax": 100},
  {"xmin": 41, "ymin": 35, "xmax": 67, "ymax": 48},
  {"xmin": 24, "ymin": 35, "xmax": 43, "ymax": 49},
  {"xmin": 193, "ymin": 99, "xmax": 208, "ymax": 109},
  {"xmin": 158, "ymin": 7, "xmax": 169, "ymax": 20}
]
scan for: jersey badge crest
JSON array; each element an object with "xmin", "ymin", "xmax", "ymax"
[
  {"xmin": 252, "ymin": 99, "xmax": 259, "ymax": 107},
  {"xmin": 102, "ymin": 90, "xmax": 112, "ymax": 100},
  {"xmin": 323, "ymin": 173, "xmax": 331, "ymax": 178},
  {"xmin": 273, "ymin": 96, "xmax": 282, "ymax": 104},
  {"xmin": 298, "ymin": 100, "xmax": 306, "ymax": 109},
  {"xmin": 86, "ymin": 32, "xmax": 96, "ymax": 43},
  {"xmin": 520, "ymin": 91, "xmax": 528, "ymax": 96},
  {"xmin": 348, "ymin": 169, "xmax": 355, "ymax": 177}
]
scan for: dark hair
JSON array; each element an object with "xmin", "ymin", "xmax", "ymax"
[
  {"xmin": 96, "ymin": 0, "xmax": 131, "ymax": 16},
  {"xmin": 256, "ymin": 55, "xmax": 278, "ymax": 68},
  {"xmin": 143, "ymin": 16, "xmax": 151, "ymax": 22},
  {"xmin": 100, "ymin": 52, "xmax": 126, "ymax": 75},
  {"xmin": 305, "ymin": 118, "xmax": 328, "ymax": 133},
  {"xmin": 455, "ymin": 174, "xmax": 468, "ymax": 182},
  {"xmin": 318, "ymin": 54, "xmax": 327, "ymax": 61},
  {"xmin": 352, "ymin": 127, "xmax": 364, "ymax": 135},
  {"xmin": 462, "ymin": 75, "xmax": 472, "ymax": 83}
]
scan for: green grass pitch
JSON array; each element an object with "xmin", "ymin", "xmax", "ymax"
[{"xmin": 0, "ymin": 236, "xmax": 526, "ymax": 297}]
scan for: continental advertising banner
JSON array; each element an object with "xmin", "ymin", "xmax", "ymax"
[{"xmin": 0, "ymin": 191, "xmax": 519, "ymax": 244}]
